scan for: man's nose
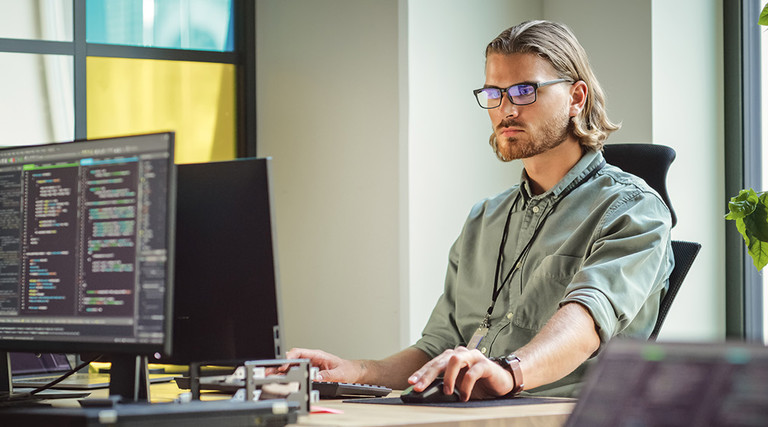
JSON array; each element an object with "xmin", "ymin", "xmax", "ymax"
[{"xmin": 499, "ymin": 95, "xmax": 519, "ymax": 117}]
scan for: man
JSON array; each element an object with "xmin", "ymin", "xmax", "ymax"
[{"xmin": 285, "ymin": 20, "xmax": 673, "ymax": 400}]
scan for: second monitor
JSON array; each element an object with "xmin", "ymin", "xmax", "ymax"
[{"xmin": 162, "ymin": 157, "xmax": 284, "ymax": 365}]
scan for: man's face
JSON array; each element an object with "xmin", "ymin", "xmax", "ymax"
[{"xmin": 484, "ymin": 53, "xmax": 574, "ymax": 161}]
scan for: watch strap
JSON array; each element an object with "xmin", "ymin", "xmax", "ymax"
[{"xmin": 491, "ymin": 354, "xmax": 524, "ymax": 397}]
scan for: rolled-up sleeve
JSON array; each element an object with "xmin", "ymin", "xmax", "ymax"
[{"xmin": 561, "ymin": 189, "xmax": 673, "ymax": 346}]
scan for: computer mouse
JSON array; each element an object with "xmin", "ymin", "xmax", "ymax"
[{"xmin": 400, "ymin": 378, "xmax": 461, "ymax": 403}]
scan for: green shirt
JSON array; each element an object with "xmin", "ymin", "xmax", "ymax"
[{"xmin": 412, "ymin": 150, "xmax": 674, "ymax": 397}]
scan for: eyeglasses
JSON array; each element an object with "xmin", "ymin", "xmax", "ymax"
[{"xmin": 472, "ymin": 79, "xmax": 574, "ymax": 109}]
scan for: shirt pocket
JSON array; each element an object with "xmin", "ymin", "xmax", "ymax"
[{"xmin": 512, "ymin": 254, "xmax": 581, "ymax": 331}]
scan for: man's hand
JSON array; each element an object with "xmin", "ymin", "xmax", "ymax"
[
  {"xmin": 407, "ymin": 347, "xmax": 515, "ymax": 401},
  {"xmin": 270, "ymin": 347, "xmax": 430, "ymax": 389},
  {"xmin": 280, "ymin": 348, "xmax": 363, "ymax": 383}
]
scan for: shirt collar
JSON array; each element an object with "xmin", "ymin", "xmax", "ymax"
[{"xmin": 519, "ymin": 149, "xmax": 604, "ymax": 202}]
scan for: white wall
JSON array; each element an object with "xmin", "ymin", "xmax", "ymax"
[
  {"xmin": 651, "ymin": 0, "xmax": 724, "ymax": 340},
  {"xmin": 256, "ymin": 0, "xmax": 402, "ymax": 359},
  {"xmin": 543, "ymin": 0, "xmax": 653, "ymax": 143}
]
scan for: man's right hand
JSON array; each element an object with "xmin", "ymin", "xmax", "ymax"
[
  {"xmin": 281, "ymin": 348, "xmax": 363, "ymax": 383},
  {"xmin": 271, "ymin": 346, "xmax": 430, "ymax": 390}
]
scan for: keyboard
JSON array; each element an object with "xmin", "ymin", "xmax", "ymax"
[
  {"xmin": 176, "ymin": 376, "xmax": 391, "ymax": 399},
  {"xmin": 312, "ymin": 381, "xmax": 391, "ymax": 398}
]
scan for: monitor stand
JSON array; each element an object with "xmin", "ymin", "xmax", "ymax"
[
  {"xmin": 1, "ymin": 351, "xmax": 12, "ymax": 397},
  {"xmin": 105, "ymin": 354, "xmax": 151, "ymax": 403}
]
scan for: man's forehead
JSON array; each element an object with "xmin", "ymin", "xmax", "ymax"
[{"xmin": 484, "ymin": 53, "xmax": 558, "ymax": 84}]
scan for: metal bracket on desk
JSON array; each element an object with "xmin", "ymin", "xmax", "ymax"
[
  {"xmin": 244, "ymin": 359, "xmax": 311, "ymax": 415},
  {"xmin": 186, "ymin": 358, "xmax": 311, "ymax": 415}
]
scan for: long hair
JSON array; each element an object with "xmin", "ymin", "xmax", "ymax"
[{"xmin": 486, "ymin": 20, "xmax": 620, "ymax": 152}]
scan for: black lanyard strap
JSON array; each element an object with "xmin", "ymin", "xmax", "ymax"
[{"xmin": 484, "ymin": 159, "xmax": 606, "ymax": 325}]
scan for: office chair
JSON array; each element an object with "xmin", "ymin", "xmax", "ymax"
[{"xmin": 602, "ymin": 143, "xmax": 701, "ymax": 340}]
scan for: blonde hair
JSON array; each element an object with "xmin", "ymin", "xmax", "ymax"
[{"xmin": 486, "ymin": 20, "xmax": 620, "ymax": 152}]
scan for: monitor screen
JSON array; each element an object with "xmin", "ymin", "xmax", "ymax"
[
  {"xmin": 160, "ymin": 157, "xmax": 283, "ymax": 364},
  {"xmin": 0, "ymin": 132, "xmax": 175, "ymax": 356}
]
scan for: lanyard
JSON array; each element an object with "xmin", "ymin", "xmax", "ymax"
[{"xmin": 481, "ymin": 159, "xmax": 606, "ymax": 330}]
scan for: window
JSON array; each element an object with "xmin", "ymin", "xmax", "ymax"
[
  {"xmin": 0, "ymin": 0, "xmax": 255, "ymax": 163},
  {"xmin": 724, "ymin": 0, "xmax": 764, "ymax": 342},
  {"xmin": 761, "ymin": 1, "xmax": 768, "ymax": 342}
]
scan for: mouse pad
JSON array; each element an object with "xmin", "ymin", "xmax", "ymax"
[{"xmin": 343, "ymin": 396, "xmax": 574, "ymax": 408}]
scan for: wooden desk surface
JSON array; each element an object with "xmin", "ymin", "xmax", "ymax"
[
  {"xmin": 155, "ymin": 382, "xmax": 575, "ymax": 427},
  {"xmin": 44, "ymin": 380, "xmax": 574, "ymax": 427},
  {"xmin": 296, "ymin": 397, "xmax": 574, "ymax": 427}
]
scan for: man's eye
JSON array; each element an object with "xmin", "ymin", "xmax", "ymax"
[{"xmin": 517, "ymin": 86, "xmax": 535, "ymax": 96}]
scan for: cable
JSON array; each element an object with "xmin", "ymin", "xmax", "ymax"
[{"xmin": 27, "ymin": 354, "xmax": 103, "ymax": 396}]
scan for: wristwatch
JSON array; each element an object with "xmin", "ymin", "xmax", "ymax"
[{"xmin": 490, "ymin": 354, "xmax": 524, "ymax": 397}]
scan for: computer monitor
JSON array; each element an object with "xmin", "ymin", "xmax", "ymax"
[
  {"xmin": 0, "ymin": 132, "xmax": 176, "ymax": 401},
  {"xmin": 159, "ymin": 157, "xmax": 283, "ymax": 365}
]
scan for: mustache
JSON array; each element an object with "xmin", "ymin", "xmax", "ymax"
[{"xmin": 496, "ymin": 118, "xmax": 524, "ymax": 130}]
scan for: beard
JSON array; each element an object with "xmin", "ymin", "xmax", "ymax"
[{"xmin": 489, "ymin": 110, "xmax": 572, "ymax": 162}]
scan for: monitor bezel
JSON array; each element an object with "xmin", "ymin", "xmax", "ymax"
[{"xmin": 0, "ymin": 132, "xmax": 176, "ymax": 357}]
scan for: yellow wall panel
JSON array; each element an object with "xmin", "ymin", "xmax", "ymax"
[{"xmin": 87, "ymin": 57, "xmax": 236, "ymax": 164}]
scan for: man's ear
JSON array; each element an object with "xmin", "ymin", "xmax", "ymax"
[{"xmin": 569, "ymin": 80, "xmax": 588, "ymax": 117}]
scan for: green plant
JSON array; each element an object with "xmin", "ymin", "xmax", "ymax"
[
  {"xmin": 726, "ymin": 189, "xmax": 768, "ymax": 270},
  {"xmin": 761, "ymin": 2, "xmax": 768, "ymax": 25}
]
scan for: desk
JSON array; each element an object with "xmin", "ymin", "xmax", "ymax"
[
  {"xmin": 40, "ymin": 381, "xmax": 574, "ymax": 426},
  {"xmin": 296, "ymin": 398, "xmax": 574, "ymax": 427}
]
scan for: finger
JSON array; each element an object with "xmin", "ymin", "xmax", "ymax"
[
  {"xmin": 285, "ymin": 347, "xmax": 318, "ymax": 361},
  {"xmin": 408, "ymin": 349, "xmax": 455, "ymax": 391},
  {"xmin": 287, "ymin": 348, "xmax": 340, "ymax": 370},
  {"xmin": 265, "ymin": 365, "xmax": 287, "ymax": 376},
  {"xmin": 455, "ymin": 362, "xmax": 486, "ymax": 401},
  {"xmin": 315, "ymin": 370, "xmax": 333, "ymax": 382},
  {"xmin": 441, "ymin": 348, "xmax": 479, "ymax": 394},
  {"xmin": 273, "ymin": 348, "xmax": 305, "ymax": 372},
  {"xmin": 269, "ymin": 349, "xmax": 315, "ymax": 375}
]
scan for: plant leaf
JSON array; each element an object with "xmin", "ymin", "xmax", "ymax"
[
  {"xmin": 760, "ymin": 3, "xmax": 768, "ymax": 26},
  {"xmin": 725, "ymin": 188, "xmax": 759, "ymax": 220},
  {"xmin": 735, "ymin": 218, "xmax": 768, "ymax": 271},
  {"xmin": 742, "ymin": 193, "xmax": 768, "ymax": 241},
  {"xmin": 747, "ymin": 234, "xmax": 768, "ymax": 271}
]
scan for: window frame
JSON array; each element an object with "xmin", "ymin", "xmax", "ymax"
[
  {"xmin": 724, "ymin": 0, "xmax": 764, "ymax": 341},
  {"xmin": 0, "ymin": 0, "xmax": 256, "ymax": 156}
]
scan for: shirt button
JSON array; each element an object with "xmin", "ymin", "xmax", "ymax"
[
  {"xmin": 506, "ymin": 312, "xmax": 513, "ymax": 320},
  {"xmin": 480, "ymin": 347, "xmax": 487, "ymax": 354},
  {"xmin": 531, "ymin": 206, "xmax": 540, "ymax": 213}
]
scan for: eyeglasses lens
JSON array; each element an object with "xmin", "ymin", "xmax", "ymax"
[
  {"xmin": 476, "ymin": 84, "xmax": 537, "ymax": 108},
  {"xmin": 509, "ymin": 85, "xmax": 535, "ymax": 105},
  {"xmin": 476, "ymin": 88, "xmax": 502, "ymax": 108}
]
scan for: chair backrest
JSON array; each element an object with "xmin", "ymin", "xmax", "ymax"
[
  {"xmin": 602, "ymin": 143, "xmax": 700, "ymax": 339},
  {"xmin": 649, "ymin": 240, "xmax": 701, "ymax": 339},
  {"xmin": 602, "ymin": 143, "xmax": 677, "ymax": 227}
]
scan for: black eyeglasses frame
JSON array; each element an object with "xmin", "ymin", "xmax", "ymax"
[{"xmin": 472, "ymin": 79, "xmax": 574, "ymax": 109}]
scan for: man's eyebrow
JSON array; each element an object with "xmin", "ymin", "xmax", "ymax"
[{"xmin": 482, "ymin": 81, "xmax": 536, "ymax": 89}]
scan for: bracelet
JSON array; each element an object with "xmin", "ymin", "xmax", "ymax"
[{"xmin": 490, "ymin": 354, "xmax": 524, "ymax": 397}]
